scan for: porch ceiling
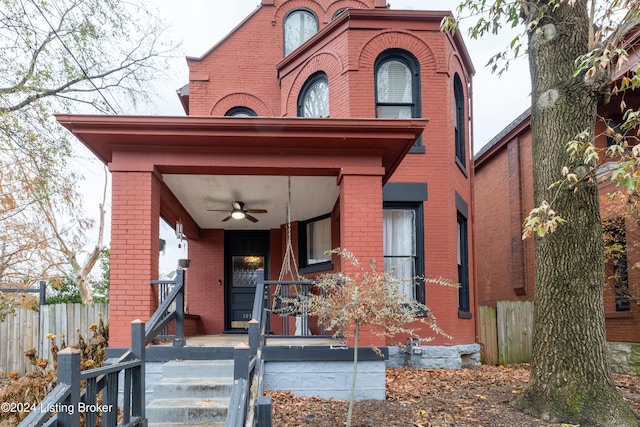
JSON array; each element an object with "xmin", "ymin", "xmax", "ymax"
[{"xmin": 162, "ymin": 174, "xmax": 339, "ymax": 230}]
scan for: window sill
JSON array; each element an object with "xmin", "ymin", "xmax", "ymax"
[
  {"xmin": 299, "ymin": 262, "xmax": 333, "ymax": 274},
  {"xmin": 458, "ymin": 310, "xmax": 472, "ymax": 319},
  {"xmin": 455, "ymin": 157, "xmax": 468, "ymax": 177}
]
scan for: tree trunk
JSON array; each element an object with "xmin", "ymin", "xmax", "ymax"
[{"xmin": 513, "ymin": 2, "xmax": 636, "ymax": 425}]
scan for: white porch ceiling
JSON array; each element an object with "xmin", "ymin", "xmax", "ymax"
[{"xmin": 162, "ymin": 175, "xmax": 340, "ymax": 230}]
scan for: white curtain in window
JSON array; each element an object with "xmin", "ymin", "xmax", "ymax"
[
  {"xmin": 307, "ymin": 217, "xmax": 331, "ymax": 264},
  {"xmin": 384, "ymin": 209, "xmax": 416, "ymax": 298},
  {"xmin": 377, "ymin": 60, "xmax": 412, "ymax": 103}
]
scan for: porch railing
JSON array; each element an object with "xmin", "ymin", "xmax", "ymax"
[
  {"xmin": 227, "ymin": 270, "xmax": 333, "ymax": 426},
  {"xmin": 18, "ymin": 270, "xmax": 188, "ymax": 427}
]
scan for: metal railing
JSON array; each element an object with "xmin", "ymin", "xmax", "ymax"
[
  {"xmin": 18, "ymin": 320, "xmax": 147, "ymax": 427},
  {"xmin": 18, "ymin": 270, "xmax": 188, "ymax": 427}
]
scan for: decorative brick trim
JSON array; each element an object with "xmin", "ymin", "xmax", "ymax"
[
  {"xmin": 210, "ymin": 93, "xmax": 274, "ymax": 116},
  {"xmin": 357, "ymin": 30, "xmax": 437, "ymax": 72}
]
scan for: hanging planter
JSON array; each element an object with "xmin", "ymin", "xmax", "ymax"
[{"xmin": 178, "ymin": 259, "xmax": 191, "ymax": 269}]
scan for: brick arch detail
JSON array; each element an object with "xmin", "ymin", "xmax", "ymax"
[
  {"xmin": 357, "ymin": 31, "xmax": 437, "ymax": 72},
  {"xmin": 273, "ymin": 0, "xmax": 325, "ymax": 23},
  {"xmin": 447, "ymin": 52, "xmax": 470, "ymax": 84},
  {"xmin": 284, "ymin": 51, "xmax": 345, "ymax": 116},
  {"xmin": 210, "ymin": 93, "xmax": 274, "ymax": 117},
  {"xmin": 326, "ymin": 0, "xmax": 371, "ymax": 20}
]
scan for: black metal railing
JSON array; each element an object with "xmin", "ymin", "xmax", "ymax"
[
  {"xmin": 18, "ymin": 270, "xmax": 188, "ymax": 427},
  {"xmin": 148, "ymin": 269, "xmax": 186, "ymax": 346},
  {"xmin": 18, "ymin": 320, "xmax": 147, "ymax": 427}
]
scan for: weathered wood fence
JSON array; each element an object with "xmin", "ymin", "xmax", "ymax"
[
  {"xmin": 0, "ymin": 303, "xmax": 108, "ymax": 375},
  {"xmin": 478, "ymin": 301, "xmax": 533, "ymax": 365}
]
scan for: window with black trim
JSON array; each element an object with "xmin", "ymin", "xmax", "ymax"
[
  {"xmin": 299, "ymin": 214, "xmax": 332, "ymax": 272},
  {"xmin": 225, "ymin": 106, "xmax": 257, "ymax": 117},
  {"xmin": 454, "ymin": 73, "xmax": 466, "ymax": 168},
  {"xmin": 384, "ymin": 203, "xmax": 425, "ymax": 303},
  {"xmin": 333, "ymin": 8, "xmax": 348, "ymax": 19},
  {"xmin": 457, "ymin": 213, "xmax": 470, "ymax": 316},
  {"xmin": 284, "ymin": 9, "xmax": 319, "ymax": 56},
  {"xmin": 603, "ymin": 218, "xmax": 631, "ymax": 311},
  {"xmin": 297, "ymin": 72, "xmax": 329, "ymax": 118},
  {"xmin": 375, "ymin": 49, "xmax": 423, "ymax": 152}
]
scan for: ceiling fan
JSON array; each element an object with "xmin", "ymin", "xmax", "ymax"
[{"xmin": 208, "ymin": 201, "xmax": 268, "ymax": 223}]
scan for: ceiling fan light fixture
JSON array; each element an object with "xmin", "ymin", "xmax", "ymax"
[{"xmin": 231, "ymin": 209, "xmax": 246, "ymax": 220}]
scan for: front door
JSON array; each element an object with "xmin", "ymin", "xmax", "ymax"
[{"xmin": 225, "ymin": 231, "xmax": 269, "ymax": 332}]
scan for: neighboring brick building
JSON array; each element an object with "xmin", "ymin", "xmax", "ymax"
[
  {"xmin": 58, "ymin": 0, "xmax": 477, "ymax": 353},
  {"xmin": 474, "ymin": 55, "xmax": 640, "ymax": 342}
]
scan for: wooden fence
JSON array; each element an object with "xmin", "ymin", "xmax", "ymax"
[
  {"xmin": 478, "ymin": 301, "xmax": 533, "ymax": 365},
  {"xmin": 0, "ymin": 303, "xmax": 108, "ymax": 375}
]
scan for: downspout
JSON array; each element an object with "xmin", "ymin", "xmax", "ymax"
[{"xmin": 468, "ymin": 76, "xmax": 481, "ymax": 351}]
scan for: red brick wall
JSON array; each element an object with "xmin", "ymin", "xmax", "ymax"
[{"xmin": 109, "ymin": 171, "xmax": 161, "ymax": 347}]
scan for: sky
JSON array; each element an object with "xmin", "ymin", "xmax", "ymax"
[{"xmin": 75, "ymin": 0, "xmax": 532, "ymax": 273}]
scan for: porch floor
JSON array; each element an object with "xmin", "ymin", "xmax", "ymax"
[{"xmin": 154, "ymin": 334, "xmax": 341, "ymax": 347}]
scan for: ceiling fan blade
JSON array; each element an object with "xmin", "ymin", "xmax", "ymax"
[
  {"xmin": 245, "ymin": 209, "xmax": 268, "ymax": 214},
  {"xmin": 222, "ymin": 215, "xmax": 232, "ymax": 222},
  {"xmin": 245, "ymin": 214, "xmax": 259, "ymax": 223}
]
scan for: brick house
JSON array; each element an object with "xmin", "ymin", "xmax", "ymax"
[
  {"xmin": 57, "ymin": 0, "xmax": 478, "ymax": 356},
  {"xmin": 474, "ymin": 35, "xmax": 640, "ymax": 342}
]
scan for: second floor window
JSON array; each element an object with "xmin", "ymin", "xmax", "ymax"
[
  {"xmin": 454, "ymin": 73, "xmax": 466, "ymax": 167},
  {"xmin": 284, "ymin": 9, "xmax": 318, "ymax": 56},
  {"xmin": 298, "ymin": 72, "xmax": 329, "ymax": 117}
]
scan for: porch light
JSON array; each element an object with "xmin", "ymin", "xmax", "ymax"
[{"xmin": 231, "ymin": 209, "xmax": 246, "ymax": 220}]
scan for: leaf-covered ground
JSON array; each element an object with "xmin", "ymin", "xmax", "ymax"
[{"xmin": 267, "ymin": 364, "xmax": 640, "ymax": 426}]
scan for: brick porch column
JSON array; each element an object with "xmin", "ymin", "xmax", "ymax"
[
  {"xmin": 109, "ymin": 171, "xmax": 161, "ymax": 347},
  {"xmin": 338, "ymin": 170, "xmax": 385, "ymax": 347}
]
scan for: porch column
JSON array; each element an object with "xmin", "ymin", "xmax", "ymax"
[
  {"xmin": 109, "ymin": 170, "xmax": 161, "ymax": 347},
  {"xmin": 338, "ymin": 169, "xmax": 385, "ymax": 347}
]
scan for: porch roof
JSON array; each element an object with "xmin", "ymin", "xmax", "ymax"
[{"xmin": 55, "ymin": 115, "xmax": 427, "ymax": 183}]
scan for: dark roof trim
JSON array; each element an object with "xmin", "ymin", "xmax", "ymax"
[{"xmin": 474, "ymin": 107, "xmax": 531, "ymax": 168}]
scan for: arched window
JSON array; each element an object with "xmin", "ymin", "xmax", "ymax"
[
  {"xmin": 297, "ymin": 72, "xmax": 329, "ymax": 118},
  {"xmin": 284, "ymin": 9, "xmax": 318, "ymax": 56},
  {"xmin": 375, "ymin": 49, "xmax": 422, "ymax": 151},
  {"xmin": 454, "ymin": 73, "xmax": 466, "ymax": 167},
  {"xmin": 225, "ymin": 106, "xmax": 257, "ymax": 117},
  {"xmin": 333, "ymin": 8, "xmax": 348, "ymax": 19}
]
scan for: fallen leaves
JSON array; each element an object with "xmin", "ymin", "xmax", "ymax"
[{"xmin": 267, "ymin": 364, "xmax": 640, "ymax": 427}]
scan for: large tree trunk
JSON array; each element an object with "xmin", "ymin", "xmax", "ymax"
[{"xmin": 512, "ymin": 1, "xmax": 636, "ymax": 425}]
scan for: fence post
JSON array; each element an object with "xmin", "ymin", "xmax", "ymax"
[
  {"xmin": 39, "ymin": 281, "xmax": 47, "ymax": 306},
  {"xmin": 234, "ymin": 343, "xmax": 250, "ymax": 380},
  {"xmin": 249, "ymin": 319, "xmax": 259, "ymax": 356},
  {"xmin": 131, "ymin": 319, "xmax": 146, "ymax": 422},
  {"xmin": 56, "ymin": 347, "xmax": 81, "ymax": 427},
  {"xmin": 174, "ymin": 269, "xmax": 186, "ymax": 347},
  {"xmin": 256, "ymin": 395, "xmax": 273, "ymax": 427}
]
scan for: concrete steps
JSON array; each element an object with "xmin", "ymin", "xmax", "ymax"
[{"xmin": 147, "ymin": 360, "xmax": 234, "ymax": 426}]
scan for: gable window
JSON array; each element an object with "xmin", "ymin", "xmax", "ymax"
[
  {"xmin": 375, "ymin": 49, "xmax": 423, "ymax": 152},
  {"xmin": 225, "ymin": 106, "xmax": 257, "ymax": 117},
  {"xmin": 297, "ymin": 72, "xmax": 329, "ymax": 118},
  {"xmin": 384, "ymin": 203, "xmax": 425, "ymax": 303},
  {"xmin": 284, "ymin": 9, "xmax": 318, "ymax": 56},
  {"xmin": 299, "ymin": 214, "xmax": 332, "ymax": 272},
  {"xmin": 454, "ymin": 73, "xmax": 466, "ymax": 169}
]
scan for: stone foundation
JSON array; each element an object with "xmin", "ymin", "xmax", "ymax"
[
  {"xmin": 387, "ymin": 344, "xmax": 482, "ymax": 369},
  {"xmin": 608, "ymin": 342, "xmax": 640, "ymax": 376}
]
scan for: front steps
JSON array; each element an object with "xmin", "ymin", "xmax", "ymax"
[{"xmin": 147, "ymin": 360, "xmax": 235, "ymax": 427}]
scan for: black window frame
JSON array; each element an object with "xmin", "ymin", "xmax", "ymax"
[
  {"xmin": 374, "ymin": 49, "xmax": 424, "ymax": 153},
  {"xmin": 283, "ymin": 8, "xmax": 319, "ymax": 57},
  {"xmin": 457, "ymin": 201, "xmax": 471, "ymax": 318},
  {"xmin": 297, "ymin": 71, "xmax": 329, "ymax": 117},
  {"xmin": 333, "ymin": 8, "xmax": 348, "ymax": 19},
  {"xmin": 298, "ymin": 213, "xmax": 333, "ymax": 274},
  {"xmin": 383, "ymin": 202, "xmax": 425, "ymax": 304},
  {"xmin": 225, "ymin": 106, "xmax": 257, "ymax": 117},
  {"xmin": 454, "ymin": 73, "xmax": 467, "ymax": 172}
]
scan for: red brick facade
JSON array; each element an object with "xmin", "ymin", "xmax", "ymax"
[
  {"xmin": 475, "ymin": 107, "xmax": 640, "ymax": 343},
  {"xmin": 62, "ymin": 0, "xmax": 477, "ymax": 348}
]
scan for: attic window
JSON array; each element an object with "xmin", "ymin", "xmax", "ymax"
[
  {"xmin": 284, "ymin": 9, "xmax": 318, "ymax": 56},
  {"xmin": 225, "ymin": 106, "xmax": 257, "ymax": 117}
]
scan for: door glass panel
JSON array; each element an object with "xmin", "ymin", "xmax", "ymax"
[{"xmin": 232, "ymin": 256, "xmax": 264, "ymax": 288}]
